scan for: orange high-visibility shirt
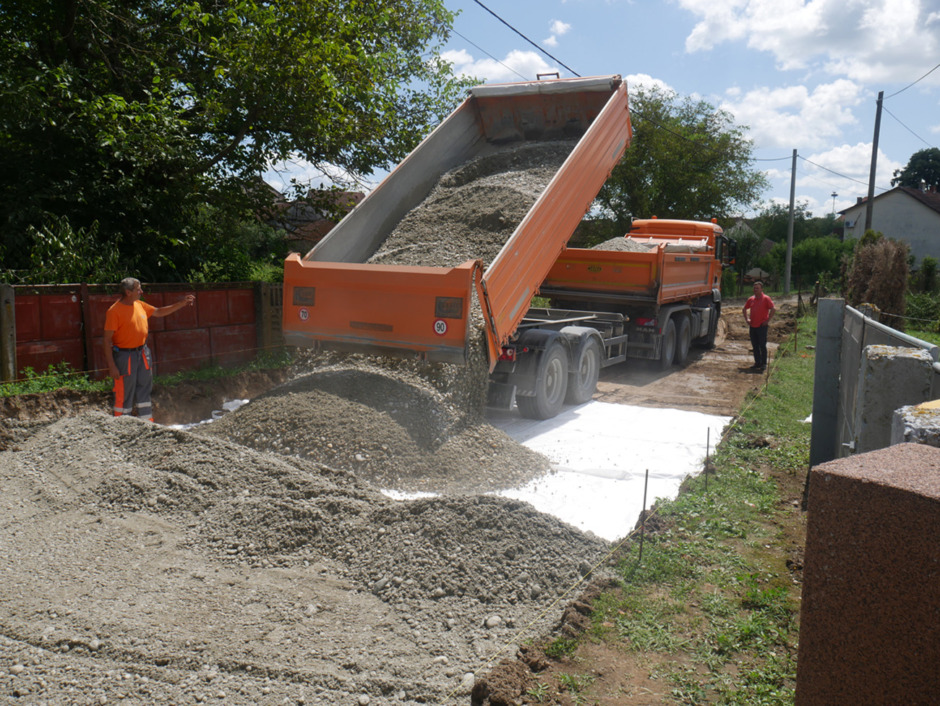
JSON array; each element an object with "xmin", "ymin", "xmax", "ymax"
[{"xmin": 104, "ymin": 300, "xmax": 156, "ymax": 348}]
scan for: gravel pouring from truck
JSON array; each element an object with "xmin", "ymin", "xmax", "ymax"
[{"xmin": 282, "ymin": 75, "xmax": 633, "ymax": 418}]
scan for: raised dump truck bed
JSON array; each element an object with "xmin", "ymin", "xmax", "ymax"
[{"xmin": 282, "ymin": 75, "xmax": 631, "ymax": 366}]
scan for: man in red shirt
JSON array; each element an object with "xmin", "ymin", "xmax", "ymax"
[
  {"xmin": 103, "ymin": 277, "xmax": 195, "ymax": 421},
  {"xmin": 743, "ymin": 281, "xmax": 775, "ymax": 371}
]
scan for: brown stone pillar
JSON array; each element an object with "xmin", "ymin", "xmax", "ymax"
[{"xmin": 797, "ymin": 443, "xmax": 940, "ymax": 703}]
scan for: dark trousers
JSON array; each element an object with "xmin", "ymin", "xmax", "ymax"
[
  {"xmin": 749, "ymin": 324, "xmax": 768, "ymax": 367},
  {"xmin": 111, "ymin": 345, "xmax": 153, "ymax": 419}
]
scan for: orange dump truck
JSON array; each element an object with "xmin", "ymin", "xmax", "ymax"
[{"xmin": 282, "ymin": 75, "xmax": 734, "ymax": 419}]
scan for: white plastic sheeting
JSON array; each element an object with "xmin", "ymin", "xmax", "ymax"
[{"xmin": 489, "ymin": 401, "xmax": 730, "ymax": 541}]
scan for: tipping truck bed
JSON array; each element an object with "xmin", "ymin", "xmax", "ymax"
[{"xmin": 282, "ymin": 75, "xmax": 631, "ymax": 368}]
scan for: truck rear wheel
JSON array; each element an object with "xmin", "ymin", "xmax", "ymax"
[
  {"xmin": 517, "ymin": 341, "xmax": 569, "ymax": 419},
  {"xmin": 675, "ymin": 316, "xmax": 692, "ymax": 365},
  {"xmin": 565, "ymin": 336, "xmax": 601, "ymax": 405},
  {"xmin": 659, "ymin": 319, "xmax": 677, "ymax": 371}
]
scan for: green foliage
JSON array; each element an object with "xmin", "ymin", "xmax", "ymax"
[
  {"xmin": 892, "ymin": 147, "xmax": 940, "ymax": 189},
  {"xmin": 2, "ymin": 215, "xmax": 124, "ymax": 284},
  {"xmin": 906, "ymin": 291, "xmax": 940, "ymax": 334},
  {"xmin": 751, "ymin": 202, "xmax": 840, "ymax": 246},
  {"xmin": 0, "ymin": 0, "xmax": 473, "ymax": 281},
  {"xmin": 914, "ymin": 255, "xmax": 938, "ymax": 293},
  {"xmin": 544, "ymin": 637, "xmax": 578, "ymax": 659},
  {"xmin": 728, "ymin": 222, "xmax": 764, "ymax": 285},
  {"xmin": 595, "ymin": 85, "xmax": 768, "ymax": 223},
  {"xmin": 0, "ymin": 362, "xmax": 108, "ymax": 397}
]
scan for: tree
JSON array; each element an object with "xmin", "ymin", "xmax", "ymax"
[
  {"xmin": 0, "ymin": 0, "xmax": 473, "ymax": 280},
  {"xmin": 892, "ymin": 147, "xmax": 940, "ymax": 189},
  {"xmin": 595, "ymin": 85, "xmax": 767, "ymax": 228},
  {"xmin": 750, "ymin": 202, "xmax": 840, "ymax": 246}
]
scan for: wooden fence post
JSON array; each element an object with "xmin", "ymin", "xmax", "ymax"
[{"xmin": 0, "ymin": 284, "xmax": 15, "ymax": 382}]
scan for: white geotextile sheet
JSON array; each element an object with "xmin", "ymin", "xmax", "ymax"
[{"xmin": 489, "ymin": 401, "xmax": 731, "ymax": 541}]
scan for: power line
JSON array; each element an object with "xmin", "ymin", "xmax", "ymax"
[
  {"xmin": 798, "ymin": 155, "xmax": 891, "ymax": 193},
  {"xmin": 450, "ymin": 28, "xmax": 528, "ymax": 81},
  {"xmin": 882, "ymin": 105, "xmax": 936, "ymax": 148},
  {"xmin": 471, "ymin": 0, "xmax": 581, "ymax": 77},
  {"xmin": 885, "ymin": 62, "xmax": 940, "ymax": 99}
]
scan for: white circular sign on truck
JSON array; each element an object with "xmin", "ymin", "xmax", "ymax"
[
  {"xmin": 299, "ymin": 308, "xmax": 309, "ymax": 321},
  {"xmin": 434, "ymin": 320, "xmax": 448, "ymax": 336}
]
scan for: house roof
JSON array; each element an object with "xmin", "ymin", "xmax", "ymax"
[{"xmin": 840, "ymin": 186, "xmax": 940, "ymax": 217}]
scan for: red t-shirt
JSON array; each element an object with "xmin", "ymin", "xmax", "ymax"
[
  {"xmin": 745, "ymin": 293, "xmax": 775, "ymax": 328},
  {"xmin": 104, "ymin": 300, "xmax": 156, "ymax": 348}
]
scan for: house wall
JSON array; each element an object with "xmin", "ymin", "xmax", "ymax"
[{"xmin": 842, "ymin": 190, "xmax": 940, "ymax": 263}]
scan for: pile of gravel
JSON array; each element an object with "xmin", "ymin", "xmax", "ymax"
[
  {"xmin": 198, "ymin": 364, "xmax": 552, "ymax": 494},
  {"xmin": 0, "ymin": 413, "xmax": 608, "ymax": 704},
  {"xmin": 592, "ymin": 236, "xmax": 657, "ymax": 252},
  {"xmin": 367, "ymin": 140, "xmax": 577, "ymax": 268}
]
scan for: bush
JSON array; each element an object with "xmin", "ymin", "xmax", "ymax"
[{"xmin": 846, "ymin": 233, "xmax": 909, "ymax": 330}]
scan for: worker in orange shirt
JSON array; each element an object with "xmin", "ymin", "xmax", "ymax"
[
  {"xmin": 743, "ymin": 281, "xmax": 775, "ymax": 372},
  {"xmin": 103, "ymin": 278, "xmax": 195, "ymax": 421}
]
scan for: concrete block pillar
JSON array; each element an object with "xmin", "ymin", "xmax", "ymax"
[
  {"xmin": 855, "ymin": 345, "xmax": 933, "ymax": 454},
  {"xmin": 796, "ymin": 443, "xmax": 940, "ymax": 704},
  {"xmin": 892, "ymin": 399, "xmax": 940, "ymax": 446}
]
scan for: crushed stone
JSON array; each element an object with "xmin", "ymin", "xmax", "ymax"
[{"xmin": 0, "ymin": 413, "xmax": 609, "ymax": 704}]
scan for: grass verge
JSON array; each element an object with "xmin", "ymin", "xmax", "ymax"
[
  {"xmin": 0, "ymin": 350, "xmax": 294, "ymax": 398},
  {"xmin": 528, "ymin": 312, "xmax": 816, "ymax": 705}
]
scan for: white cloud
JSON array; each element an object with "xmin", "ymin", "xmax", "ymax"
[
  {"xmin": 440, "ymin": 48, "xmax": 554, "ymax": 82},
  {"xmin": 543, "ymin": 19, "xmax": 571, "ymax": 48},
  {"xmin": 721, "ymin": 79, "xmax": 864, "ymax": 150},
  {"xmin": 679, "ymin": 0, "xmax": 940, "ymax": 84},
  {"xmin": 793, "ymin": 143, "xmax": 903, "ymax": 206},
  {"xmin": 624, "ymin": 73, "xmax": 676, "ymax": 95}
]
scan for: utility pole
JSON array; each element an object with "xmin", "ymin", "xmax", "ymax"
[
  {"xmin": 864, "ymin": 91, "xmax": 884, "ymax": 232},
  {"xmin": 784, "ymin": 149, "xmax": 796, "ymax": 295}
]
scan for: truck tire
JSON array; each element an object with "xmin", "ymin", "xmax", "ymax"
[
  {"xmin": 675, "ymin": 316, "xmax": 692, "ymax": 365},
  {"xmin": 517, "ymin": 341, "xmax": 569, "ymax": 419},
  {"xmin": 659, "ymin": 319, "xmax": 677, "ymax": 371},
  {"xmin": 565, "ymin": 336, "xmax": 602, "ymax": 405}
]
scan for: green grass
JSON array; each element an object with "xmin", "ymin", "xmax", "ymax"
[
  {"xmin": 0, "ymin": 349, "xmax": 294, "ymax": 398},
  {"xmin": 563, "ymin": 311, "xmax": 817, "ymax": 705}
]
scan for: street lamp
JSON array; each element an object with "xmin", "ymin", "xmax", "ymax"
[{"xmin": 831, "ymin": 191, "xmax": 838, "ymax": 215}]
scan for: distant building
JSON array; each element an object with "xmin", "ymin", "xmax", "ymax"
[
  {"xmin": 266, "ymin": 188, "xmax": 365, "ymax": 255},
  {"xmin": 840, "ymin": 186, "xmax": 940, "ymax": 263}
]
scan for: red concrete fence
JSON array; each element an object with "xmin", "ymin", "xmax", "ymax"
[{"xmin": 0, "ymin": 282, "xmax": 285, "ymax": 382}]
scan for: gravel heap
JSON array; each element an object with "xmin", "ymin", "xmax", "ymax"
[
  {"xmin": 592, "ymin": 236, "xmax": 657, "ymax": 252},
  {"xmin": 367, "ymin": 140, "xmax": 577, "ymax": 268},
  {"xmin": 199, "ymin": 364, "xmax": 552, "ymax": 494},
  {"xmin": 0, "ymin": 413, "xmax": 608, "ymax": 704}
]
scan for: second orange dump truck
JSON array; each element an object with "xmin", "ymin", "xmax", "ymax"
[{"xmin": 283, "ymin": 75, "xmax": 735, "ymax": 419}]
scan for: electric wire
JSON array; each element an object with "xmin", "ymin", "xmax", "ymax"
[
  {"xmin": 450, "ymin": 28, "xmax": 529, "ymax": 81},
  {"xmin": 471, "ymin": 0, "xmax": 581, "ymax": 77},
  {"xmin": 885, "ymin": 61, "xmax": 940, "ymax": 99},
  {"xmin": 883, "ymin": 105, "xmax": 937, "ymax": 149}
]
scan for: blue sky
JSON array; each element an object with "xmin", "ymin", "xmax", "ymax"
[{"xmin": 267, "ymin": 0, "xmax": 940, "ymax": 219}]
